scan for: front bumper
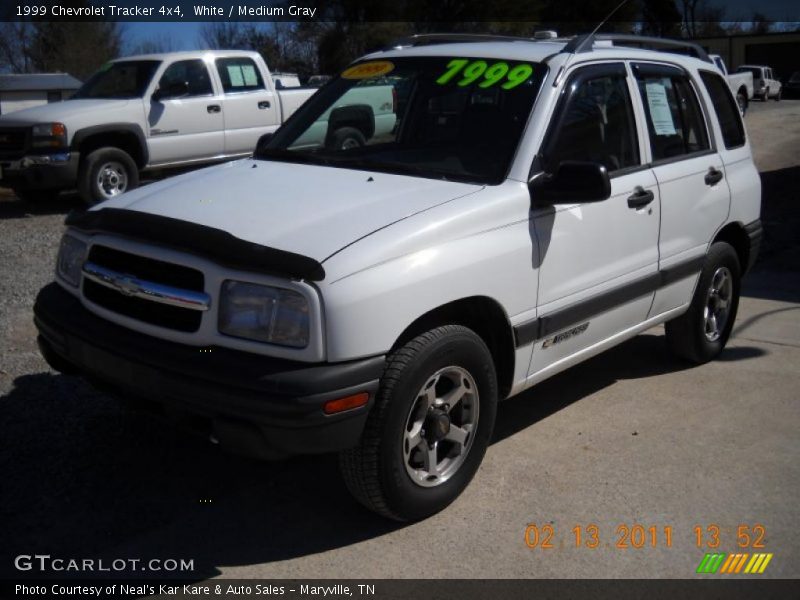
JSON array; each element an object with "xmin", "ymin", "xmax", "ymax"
[
  {"xmin": 0, "ymin": 152, "xmax": 79, "ymax": 191},
  {"xmin": 34, "ymin": 283, "xmax": 385, "ymax": 459}
]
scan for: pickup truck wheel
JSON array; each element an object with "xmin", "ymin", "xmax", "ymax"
[
  {"xmin": 761, "ymin": 89, "xmax": 769, "ymax": 101},
  {"xmin": 665, "ymin": 242, "xmax": 741, "ymax": 364},
  {"xmin": 736, "ymin": 92, "xmax": 747, "ymax": 116},
  {"xmin": 774, "ymin": 89, "xmax": 782, "ymax": 101},
  {"xmin": 78, "ymin": 147, "xmax": 139, "ymax": 205},
  {"xmin": 340, "ymin": 325, "xmax": 498, "ymax": 521},
  {"xmin": 329, "ymin": 127, "xmax": 366, "ymax": 150}
]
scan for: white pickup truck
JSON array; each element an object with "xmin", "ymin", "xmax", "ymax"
[
  {"xmin": 710, "ymin": 54, "xmax": 753, "ymax": 115},
  {"xmin": 0, "ymin": 50, "xmax": 321, "ymax": 204},
  {"xmin": 736, "ymin": 64, "xmax": 782, "ymax": 102},
  {"xmin": 35, "ymin": 34, "xmax": 761, "ymax": 521}
]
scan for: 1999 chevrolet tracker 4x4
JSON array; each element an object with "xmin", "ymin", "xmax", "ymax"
[{"xmin": 34, "ymin": 33, "xmax": 762, "ymax": 521}]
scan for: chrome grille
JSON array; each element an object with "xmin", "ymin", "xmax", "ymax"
[{"xmin": 82, "ymin": 245, "xmax": 206, "ymax": 333}]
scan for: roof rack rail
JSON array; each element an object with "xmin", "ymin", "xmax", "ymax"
[
  {"xmin": 562, "ymin": 33, "xmax": 712, "ymax": 63},
  {"xmin": 388, "ymin": 33, "xmax": 535, "ymax": 49}
]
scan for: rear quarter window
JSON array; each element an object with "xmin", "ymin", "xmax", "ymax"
[{"xmin": 699, "ymin": 70, "xmax": 745, "ymax": 149}]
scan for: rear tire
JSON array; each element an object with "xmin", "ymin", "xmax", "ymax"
[
  {"xmin": 665, "ymin": 242, "xmax": 741, "ymax": 364},
  {"xmin": 328, "ymin": 127, "xmax": 366, "ymax": 151},
  {"xmin": 736, "ymin": 92, "xmax": 747, "ymax": 116},
  {"xmin": 340, "ymin": 325, "xmax": 498, "ymax": 521},
  {"xmin": 78, "ymin": 147, "xmax": 139, "ymax": 205}
]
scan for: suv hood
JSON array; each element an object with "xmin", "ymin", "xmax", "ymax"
[
  {"xmin": 0, "ymin": 99, "xmax": 131, "ymax": 125},
  {"xmin": 95, "ymin": 159, "xmax": 483, "ymax": 263}
]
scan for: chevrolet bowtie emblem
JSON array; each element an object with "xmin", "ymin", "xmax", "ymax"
[{"xmin": 112, "ymin": 275, "xmax": 142, "ymax": 297}]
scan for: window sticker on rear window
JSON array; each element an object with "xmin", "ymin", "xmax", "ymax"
[
  {"xmin": 645, "ymin": 80, "xmax": 677, "ymax": 135},
  {"xmin": 227, "ymin": 65, "xmax": 245, "ymax": 87},
  {"xmin": 436, "ymin": 59, "xmax": 534, "ymax": 90},
  {"xmin": 242, "ymin": 65, "xmax": 258, "ymax": 86}
]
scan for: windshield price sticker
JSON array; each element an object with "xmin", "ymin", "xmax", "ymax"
[
  {"xmin": 437, "ymin": 59, "xmax": 534, "ymax": 90},
  {"xmin": 342, "ymin": 61, "xmax": 395, "ymax": 80}
]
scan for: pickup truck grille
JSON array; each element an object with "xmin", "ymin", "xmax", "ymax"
[
  {"xmin": 82, "ymin": 245, "xmax": 205, "ymax": 333},
  {"xmin": 0, "ymin": 127, "xmax": 29, "ymax": 160}
]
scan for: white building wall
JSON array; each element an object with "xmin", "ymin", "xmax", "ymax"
[{"xmin": 0, "ymin": 91, "xmax": 49, "ymax": 115}]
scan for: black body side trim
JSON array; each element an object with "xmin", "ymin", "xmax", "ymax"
[
  {"xmin": 71, "ymin": 123, "xmax": 149, "ymax": 166},
  {"xmin": 744, "ymin": 219, "xmax": 763, "ymax": 273},
  {"xmin": 513, "ymin": 255, "xmax": 706, "ymax": 347},
  {"xmin": 660, "ymin": 255, "xmax": 706, "ymax": 286},
  {"xmin": 66, "ymin": 208, "xmax": 326, "ymax": 281}
]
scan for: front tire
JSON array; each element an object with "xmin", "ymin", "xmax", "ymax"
[
  {"xmin": 665, "ymin": 242, "xmax": 741, "ymax": 364},
  {"xmin": 340, "ymin": 325, "xmax": 498, "ymax": 521},
  {"xmin": 774, "ymin": 88, "xmax": 782, "ymax": 101},
  {"xmin": 78, "ymin": 147, "xmax": 139, "ymax": 205}
]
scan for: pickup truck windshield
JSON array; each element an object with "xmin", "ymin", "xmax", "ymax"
[
  {"xmin": 259, "ymin": 57, "xmax": 546, "ymax": 184},
  {"xmin": 73, "ymin": 60, "xmax": 161, "ymax": 99}
]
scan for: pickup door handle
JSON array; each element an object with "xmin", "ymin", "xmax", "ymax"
[
  {"xmin": 627, "ymin": 187, "xmax": 655, "ymax": 209},
  {"xmin": 258, "ymin": 100, "xmax": 271, "ymax": 109},
  {"xmin": 207, "ymin": 104, "xmax": 221, "ymax": 114},
  {"xmin": 705, "ymin": 167, "xmax": 724, "ymax": 186}
]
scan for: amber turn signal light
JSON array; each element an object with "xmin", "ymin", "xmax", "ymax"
[{"xmin": 323, "ymin": 392, "xmax": 369, "ymax": 415}]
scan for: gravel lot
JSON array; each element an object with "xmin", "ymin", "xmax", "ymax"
[{"xmin": 1, "ymin": 100, "xmax": 798, "ymax": 581}]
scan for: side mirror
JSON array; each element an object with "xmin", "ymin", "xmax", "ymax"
[
  {"xmin": 153, "ymin": 81, "xmax": 189, "ymax": 102},
  {"xmin": 529, "ymin": 161, "xmax": 611, "ymax": 206},
  {"xmin": 255, "ymin": 132, "xmax": 274, "ymax": 154}
]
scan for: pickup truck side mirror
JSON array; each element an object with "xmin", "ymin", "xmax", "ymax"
[
  {"xmin": 153, "ymin": 81, "xmax": 189, "ymax": 102},
  {"xmin": 529, "ymin": 161, "xmax": 611, "ymax": 206}
]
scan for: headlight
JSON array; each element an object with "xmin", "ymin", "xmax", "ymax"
[
  {"xmin": 56, "ymin": 234, "xmax": 87, "ymax": 287},
  {"xmin": 219, "ymin": 281, "xmax": 309, "ymax": 348},
  {"xmin": 31, "ymin": 122, "xmax": 67, "ymax": 148}
]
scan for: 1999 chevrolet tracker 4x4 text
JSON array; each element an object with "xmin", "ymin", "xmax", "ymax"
[{"xmin": 34, "ymin": 33, "xmax": 762, "ymax": 521}]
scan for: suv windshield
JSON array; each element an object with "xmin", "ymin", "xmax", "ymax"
[
  {"xmin": 259, "ymin": 57, "xmax": 546, "ymax": 184},
  {"xmin": 74, "ymin": 60, "xmax": 161, "ymax": 99}
]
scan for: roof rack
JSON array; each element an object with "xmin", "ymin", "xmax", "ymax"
[
  {"xmin": 562, "ymin": 33, "xmax": 712, "ymax": 63},
  {"xmin": 388, "ymin": 33, "xmax": 536, "ymax": 49}
]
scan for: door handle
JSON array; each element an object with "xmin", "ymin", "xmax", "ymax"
[
  {"xmin": 705, "ymin": 167, "xmax": 724, "ymax": 186},
  {"xmin": 207, "ymin": 104, "xmax": 221, "ymax": 113},
  {"xmin": 627, "ymin": 187, "xmax": 655, "ymax": 209},
  {"xmin": 258, "ymin": 100, "xmax": 271, "ymax": 109}
]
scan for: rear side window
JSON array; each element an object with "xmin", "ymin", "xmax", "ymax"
[
  {"xmin": 216, "ymin": 57, "xmax": 265, "ymax": 93},
  {"xmin": 545, "ymin": 65, "xmax": 640, "ymax": 174},
  {"xmin": 633, "ymin": 65, "xmax": 710, "ymax": 161},
  {"xmin": 158, "ymin": 60, "xmax": 213, "ymax": 97},
  {"xmin": 699, "ymin": 70, "xmax": 745, "ymax": 149}
]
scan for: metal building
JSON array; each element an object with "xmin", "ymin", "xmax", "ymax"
[{"xmin": 0, "ymin": 73, "xmax": 82, "ymax": 115}]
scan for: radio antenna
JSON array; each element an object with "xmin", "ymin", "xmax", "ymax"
[
  {"xmin": 589, "ymin": 0, "xmax": 632, "ymax": 38},
  {"xmin": 555, "ymin": 0, "xmax": 632, "ymax": 88}
]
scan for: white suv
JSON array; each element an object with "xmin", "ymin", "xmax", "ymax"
[{"xmin": 34, "ymin": 34, "xmax": 762, "ymax": 521}]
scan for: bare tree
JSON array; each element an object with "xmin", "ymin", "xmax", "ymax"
[
  {"xmin": 199, "ymin": 22, "xmax": 251, "ymax": 50},
  {"xmin": 750, "ymin": 12, "xmax": 772, "ymax": 35},
  {"xmin": 126, "ymin": 34, "xmax": 178, "ymax": 56},
  {"xmin": 0, "ymin": 22, "xmax": 36, "ymax": 73},
  {"xmin": 27, "ymin": 21, "xmax": 123, "ymax": 79}
]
